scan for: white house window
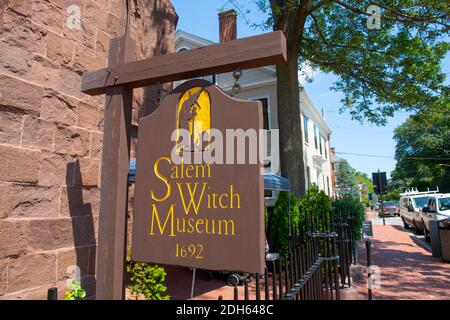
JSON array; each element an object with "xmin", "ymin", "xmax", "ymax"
[
  {"xmin": 256, "ymin": 98, "xmax": 269, "ymax": 130},
  {"xmin": 306, "ymin": 166, "xmax": 311, "ymax": 186},
  {"xmin": 303, "ymin": 115, "xmax": 309, "ymax": 144},
  {"xmin": 314, "ymin": 124, "xmax": 318, "ymax": 149},
  {"xmin": 264, "ymin": 190, "xmax": 273, "ymax": 198},
  {"xmin": 327, "ymin": 176, "xmax": 330, "ymax": 195},
  {"xmin": 319, "ymin": 135, "xmax": 323, "ymax": 156}
]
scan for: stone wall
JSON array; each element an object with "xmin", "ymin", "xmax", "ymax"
[{"xmin": 0, "ymin": 0, "xmax": 177, "ymax": 299}]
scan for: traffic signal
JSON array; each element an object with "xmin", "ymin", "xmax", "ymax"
[{"xmin": 372, "ymin": 171, "xmax": 388, "ymax": 195}]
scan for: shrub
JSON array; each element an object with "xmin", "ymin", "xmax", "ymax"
[
  {"xmin": 64, "ymin": 279, "xmax": 86, "ymax": 300},
  {"xmin": 126, "ymin": 249, "xmax": 170, "ymax": 300},
  {"xmin": 267, "ymin": 186, "xmax": 364, "ymax": 257},
  {"xmin": 332, "ymin": 196, "xmax": 365, "ymax": 240},
  {"xmin": 268, "ymin": 191, "xmax": 300, "ymax": 257},
  {"xmin": 298, "ymin": 184, "xmax": 331, "ymax": 233}
]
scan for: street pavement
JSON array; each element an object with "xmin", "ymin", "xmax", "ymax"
[
  {"xmin": 346, "ymin": 209, "xmax": 450, "ymax": 300},
  {"xmin": 368, "ymin": 211, "xmax": 432, "ymax": 252}
]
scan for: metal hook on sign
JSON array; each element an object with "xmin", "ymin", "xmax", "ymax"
[{"xmin": 231, "ymin": 67, "xmax": 242, "ymax": 97}]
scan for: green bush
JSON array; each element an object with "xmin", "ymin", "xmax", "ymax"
[
  {"xmin": 126, "ymin": 250, "xmax": 170, "ymax": 300},
  {"xmin": 331, "ymin": 196, "xmax": 365, "ymax": 240},
  {"xmin": 64, "ymin": 279, "xmax": 86, "ymax": 300},
  {"xmin": 268, "ymin": 186, "xmax": 330, "ymax": 257},
  {"xmin": 298, "ymin": 184, "xmax": 331, "ymax": 233},
  {"xmin": 267, "ymin": 186, "xmax": 364, "ymax": 257},
  {"xmin": 268, "ymin": 191, "xmax": 299, "ymax": 257}
]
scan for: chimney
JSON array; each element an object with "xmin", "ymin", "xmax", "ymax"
[{"xmin": 219, "ymin": 10, "xmax": 237, "ymax": 43}]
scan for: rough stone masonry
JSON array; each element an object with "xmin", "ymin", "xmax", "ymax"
[{"xmin": 0, "ymin": 0, "xmax": 177, "ymax": 299}]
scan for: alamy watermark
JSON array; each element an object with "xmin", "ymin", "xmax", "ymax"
[
  {"xmin": 366, "ymin": 5, "xmax": 382, "ymax": 30},
  {"xmin": 351, "ymin": 264, "xmax": 381, "ymax": 290},
  {"xmin": 169, "ymin": 123, "xmax": 280, "ymax": 173},
  {"xmin": 66, "ymin": 265, "xmax": 81, "ymax": 289},
  {"xmin": 66, "ymin": 4, "xmax": 82, "ymax": 30},
  {"xmin": 367, "ymin": 265, "xmax": 381, "ymax": 290}
]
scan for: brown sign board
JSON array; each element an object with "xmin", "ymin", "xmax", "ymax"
[{"xmin": 131, "ymin": 79, "xmax": 265, "ymax": 274}]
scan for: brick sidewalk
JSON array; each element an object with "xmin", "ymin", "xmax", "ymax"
[
  {"xmin": 351, "ymin": 224, "xmax": 450, "ymax": 300},
  {"xmin": 129, "ymin": 221, "xmax": 450, "ymax": 300}
]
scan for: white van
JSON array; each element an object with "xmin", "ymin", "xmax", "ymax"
[
  {"xmin": 420, "ymin": 193, "xmax": 450, "ymax": 242},
  {"xmin": 399, "ymin": 189, "xmax": 440, "ymax": 234}
]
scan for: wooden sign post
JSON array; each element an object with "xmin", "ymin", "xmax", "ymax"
[{"xmin": 81, "ymin": 31, "xmax": 286, "ymax": 300}]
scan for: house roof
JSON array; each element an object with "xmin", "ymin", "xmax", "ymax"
[{"xmin": 175, "ymin": 29, "xmax": 332, "ymax": 136}]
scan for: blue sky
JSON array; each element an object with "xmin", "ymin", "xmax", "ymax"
[{"xmin": 172, "ymin": 0, "xmax": 448, "ymax": 178}]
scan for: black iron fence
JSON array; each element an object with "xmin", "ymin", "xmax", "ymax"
[{"xmin": 219, "ymin": 206, "xmax": 357, "ymax": 300}]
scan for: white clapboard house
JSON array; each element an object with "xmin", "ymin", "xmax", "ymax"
[{"xmin": 175, "ymin": 30, "xmax": 334, "ymax": 204}]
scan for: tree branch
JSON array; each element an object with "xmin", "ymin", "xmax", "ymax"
[
  {"xmin": 332, "ymin": 0, "xmax": 449, "ymax": 27},
  {"xmin": 369, "ymin": 0, "xmax": 449, "ymax": 27},
  {"xmin": 332, "ymin": 0, "xmax": 370, "ymax": 16},
  {"xmin": 307, "ymin": 0, "xmax": 329, "ymax": 15}
]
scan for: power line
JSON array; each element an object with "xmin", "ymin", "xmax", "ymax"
[
  {"xmin": 335, "ymin": 151, "xmax": 450, "ymax": 161},
  {"xmin": 333, "ymin": 125, "xmax": 392, "ymax": 134}
]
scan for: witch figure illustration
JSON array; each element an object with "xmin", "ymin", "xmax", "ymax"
[{"xmin": 177, "ymin": 86, "xmax": 211, "ymax": 152}]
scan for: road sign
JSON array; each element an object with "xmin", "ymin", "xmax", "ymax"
[
  {"xmin": 372, "ymin": 171, "xmax": 388, "ymax": 195},
  {"xmin": 363, "ymin": 221, "xmax": 373, "ymax": 238}
]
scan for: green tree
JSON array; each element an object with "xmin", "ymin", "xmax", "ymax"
[
  {"xmin": 384, "ymin": 188, "xmax": 400, "ymax": 201},
  {"xmin": 226, "ymin": 0, "xmax": 449, "ymax": 197},
  {"xmin": 392, "ymin": 105, "xmax": 450, "ymax": 192},
  {"xmin": 269, "ymin": 191, "xmax": 300, "ymax": 257},
  {"xmin": 335, "ymin": 159, "xmax": 360, "ymax": 198},
  {"xmin": 269, "ymin": 186, "xmax": 329, "ymax": 257},
  {"xmin": 355, "ymin": 171, "xmax": 374, "ymax": 205}
]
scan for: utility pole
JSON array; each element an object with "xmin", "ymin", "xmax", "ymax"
[{"xmin": 378, "ymin": 169, "xmax": 385, "ymax": 226}]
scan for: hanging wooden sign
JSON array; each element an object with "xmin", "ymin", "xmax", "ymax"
[
  {"xmin": 131, "ymin": 79, "xmax": 265, "ymax": 273},
  {"xmin": 81, "ymin": 31, "xmax": 286, "ymax": 299}
]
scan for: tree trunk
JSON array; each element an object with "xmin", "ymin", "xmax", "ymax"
[{"xmin": 276, "ymin": 47, "xmax": 306, "ymax": 198}]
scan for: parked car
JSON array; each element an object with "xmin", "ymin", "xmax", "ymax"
[
  {"xmin": 400, "ymin": 192, "xmax": 437, "ymax": 234},
  {"xmin": 378, "ymin": 201, "xmax": 400, "ymax": 217},
  {"xmin": 420, "ymin": 194, "xmax": 450, "ymax": 242}
]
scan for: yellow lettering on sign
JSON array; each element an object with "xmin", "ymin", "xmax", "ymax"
[
  {"xmin": 149, "ymin": 204, "xmax": 175, "ymax": 237},
  {"xmin": 151, "ymin": 157, "xmax": 171, "ymax": 202},
  {"xmin": 218, "ymin": 219, "xmax": 235, "ymax": 236},
  {"xmin": 177, "ymin": 182, "xmax": 207, "ymax": 215},
  {"xmin": 170, "ymin": 161, "xmax": 211, "ymax": 179},
  {"xmin": 206, "ymin": 185, "xmax": 241, "ymax": 209}
]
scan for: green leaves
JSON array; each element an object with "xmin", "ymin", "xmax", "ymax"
[
  {"xmin": 268, "ymin": 187, "xmax": 365, "ymax": 256},
  {"xmin": 392, "ymin": 104, "xmax": 450, "ymax": 191},
  {"xmin": 269, "ymin": 191, "xmax": 300, "ymax": 257},
  {"xmin": 64, "ymin": 279, "xmax": 86, "ymax": 300},
  {"xmin": 332, "ymin": 196, "xmax": 365, "ymax": 240},
  {"xmin": 248, "ymin": 0, "xmax": 450, "ymax": 124},
  {"xmin": 126, "ymin": 260, "xmax": 170, "ymax": 300},
  {"xmin": 335, "ymin": 159, "xmax": 360, "ymax": 198},
  {"xmin": 303, "ymin": 1, "xmax": 449, "ymax": 124},
  {"xmin": 355, "ymin": 171, "xmax": 374, "ymax": 206},
  {"xmin": 269, "ymin": 187, "xmax": 330, "ymax": 257}
]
